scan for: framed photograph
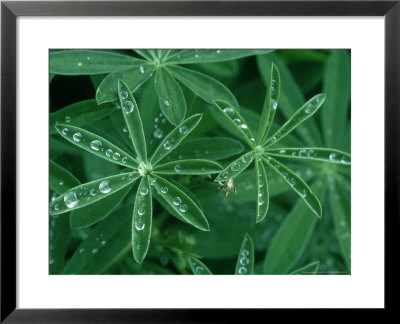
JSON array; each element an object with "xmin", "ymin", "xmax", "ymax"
[{"xmin": 1, "ymin": 0, "xmax": 398, "ymax": 321}]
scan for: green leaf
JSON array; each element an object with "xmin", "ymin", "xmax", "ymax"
[
  {"xmin": 49, "ymin": 172, "xmax": 140, "ymax": 215},
  {"xmin": 263, "ymin": 184, "xmax": 326, "ymax": 274},
  {"xmin": 257, "ymin": 63, "xmax": 280, "ymax": 143},
  {"xmin": 263, "ymin": 156, "xmax": 322, "ymax": 219},
  {"xmin": 154, "ymin": 68, "xmax": 187, "ymax": 125},
  {"xmin": 49, "ymin": 160, "xmax": 80, "ymax": 194},
  {"xmin": 62, "ymin": 204, "xmax": 132, "ymax": 274},
  {"xmin": 150, "ymin": 174, "xmax": 210, "ymax": 231},
  {"xmin": 50, "ymin": 50, "xmax": 145, "ymax": 75},
  {"xmin": 55, "ymin": 124, "xmax": 138, "ymax": 168},
  {"xmin": 132, "ymin": 177, "xmax": 152, "ymax": 264},
  {"xmin": 50, "ymin": 100, "xmax": 115, "ymax": 135},
  {"xmin": 70, "ymin": 183, "xmax": 133, "ymax": 229},
  {"xmin": 134, "ymin": 50, "xmax": 154, "ymax": 61},
  {"xmin": 96, "ymin": 63, "xmax": 155, "ymax": 104},
  {"xmin": 214, "ymin": 152, "xmax": 254, "ymax": 183},
  {"xmin": 118, "ymin": 80, "xmax": 147, "ymax": 161},
  {"xmin": 150, "ymin": 114, "xmax": 202, "ymax": 165},
  {"xmin": 166, "ymin": 64, "xmax": 239, "ymax": 111},
  {"xmin": 254, "ymin": 158, "xmax": 269, "ymax": 223},
  {"xmin": 322, "ymin": 50, "xmax": 351, "ymax": 147},
  {"xmin": 266, "ymin": 147, "xmax": 351, "ymax": 165},
  {"xmin": 154, "ymin": 159, "xmax": 222, "ymax": 175},
  {"xmin": 49, "ymin": 214, "xmax": 70, "ymax": 274},
  {"xmin": 163, "ymin": 137, "xmax": 244, "ymax": 161},
  {"xmin": 212, "ymin": 100, "xmax": 255, "ymax": 147},
  {"xmin": 290, "ymin": 261, "xmax": 320, "ymax": 275},
  {"xmin": 188, "ymin": 257, "xmax": 212, "ymax": 275},
  {"xmin": 263, "ymin": 94, "xmax": 326, "ymax": 147},
  {"xmin": 166, "ymin": 49, "xmax": 273, "ymax": 65},
  {"xmin": 234, "ymin": 233, "xmax": 254, "ymax": 275}
]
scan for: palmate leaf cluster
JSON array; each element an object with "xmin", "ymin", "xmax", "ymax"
[{"xmin": 49, "ymin": 49, "xmax": 351, "ymax": 275}]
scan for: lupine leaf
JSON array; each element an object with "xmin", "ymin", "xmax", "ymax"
[
  {"xmin": 234, "ymin": 233, "xmax": 254, "ymax": 275},
  {"xmin": 96, "ymin": 63, "xmax": 155, "ymax": 104},
  {"xmin": 263, "ymin": 94, "xmax": 326, "ymax": 147},
  {"xmin": 154, "ymin": 68, "xmax": 187, "ymax": 125},
  {"xmin": 55, "ymin": 124, "xmax": 138, "ymax": 168},
  {"xmin": 49, "ymin": 210, "xmax": 71, "ymax": 274},
  {"xmin": 154, "ymin": 159, "xmax": 222, "ymax": 175},
  {"xmin": 266, "ymin": 147, "xmax": 351, "ymax": 165},
  {"xmin": 62, "ymin": 205, "xmax": 132, "ymax": 274},
  {"xmin": 49, "ymin": 100, "xmax": 115, "ymax": 135},
  {"xmin": 50, "ymin": 50, "xmax": 144, "ymax": 75},
  {"xmin": 166, "ymin": 64, "xmax": 239, "ymax": 111},
  {"xmin": 132, "ymin": 177, "xmax": 152, "ymax": 264},
  {"xmin": 118, "ymin": 80, "xmax": 147, "ymax": 161},
  {"xmin": 254, "ymin": 157, "xmax": 269, "ymax": 223},
  {"xmin": 263, "ymin": 156, "xmax": 322, "ymax": 219},
  {"xmin": 257, "ymin": 63, "xmax": 280, "ymax": 143},
  {"xmin": 150, "ymin": 174, "xmax": 210, "ymax": 231},
  {"xmin": 290, "ymin": 261, "xmax": 320, "ymax": 274},
  {"xmin": 166, "ymin": 49, "xmax": 273, "ymax": 65},
  {"xmin": 49, "ymin": 160, "xmax": 80, "ymax": 194},
  {"xmin": 150, "ymin": 114, "xmax": 202, "ymax": 165},
  {"xmin": 70, "ymin": 183, "xmax": 133, "ymax": 229},
  {"xmin": 134, "ymin": 50, "xmax": 154, "ymax": 61},
  {"xmin": 49, "ymin": 172, "xmax": 140, "ymax": 215},
  {"xmin": 189, "ymin": 257, "xmax": 212, "ymax": 275},
  {"xmin": 214, "ymin": 152, "xmax": 255, "ymax": 183}
]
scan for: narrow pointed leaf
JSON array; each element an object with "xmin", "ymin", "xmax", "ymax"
[
  {"xmin": 290, "ymin": 261, "xmax": 320, "ymax": 275},
  {"xmin": 132, "ymin": 177, "xmax": 152, "ymax": 264},
  {"xmin": 154, "ymin": 159, "xmax": 222, "ymax": 175},
  {"xmin": 62, "ymin": 205, "xmax": 132, "ymax": 274},
  {"xmin": 49, "ymin": 213, "xmax": 70, "ymax": 274},
  {"xmin": 189, "ymin": 257, "xmax": 212, "ymax": 275},
  {"xmin": 150, "ymin": 114, "xmax": 202, "ymax": 165},
  {"xmin": 257, "ymin": 63, "xmax": 280, "ymax": 143},
  {"xmin": 118, "ymin": 80, "xmax": 147, "ymax": 161},
  {"xmin": 70, "ymin": 183, "xmax": 133, "ymax": 229},
  {"xmin": 263, "ymin": 156, "xmax": 322, "ymax": 219},
  {"xmin": 150, "ymin": 174, "xmax": 210, "ymax": 231},
  {"xmin": 234, "ymin": 233, "xmax": 254, "ymax": 275},
  {"xmin": 266, "ymin": 148, "xmax": 351, "ymax": 165},
  {"xmin": 134, "ymin": 49, "xmax": 154, "ymax": 61},
  {"xmin": 166, "ymin": 49, "xmax": 273, "ymax": 65},
  {"xmin": 55, "ymin": 124, "xmax": 138, "ymax": 168},
  {"xmin": 263, "ymin": 184, "xmax": 326, "ymax": 274},
  {"xmin": 212, "ymin": 100, "xmax": 255, "ymax": 147},
  {"xmin": 50, "ymin": 100, "xmax": 115, "ymax": 135},
  {"xmin": 166, "ymin": 64, "xmax": 239, "ymax": 111},
  {"xmin": 154, "ymin": 68, "xmax": 187, "ymax": 125},
  {"xmin": 50, "ymin": 160, "xmax": 80, "ymax": 194},
  {"xmin": 214, "ymin": 152, "xmax": 254, "ymax": 183},
  {"xmin": 49, "ymin": 172, "xmax": 140, "ymax": 215},
  {"xmin": 254, "ymin": 158, "xmax": 269, "ymax": 223},
  {"xmin": 96, "ymin": 63, "xmax": 155, "ymax": 104},
  {"xmin": 263, "ymin": 94, "xmax": 326, "ymax": 147},
  {"xmin": 50, "ymin": 50, "xmax": 145, "ymax": 75}
]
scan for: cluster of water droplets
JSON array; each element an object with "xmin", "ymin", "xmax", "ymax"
[
  {"xmin": 172, "ymin": 196, "xmax": 188, "ymax": 213},
  {"xmin": 238, "ymin": 248, "xmax": 250, "ymax": 274},
  {"xmin": 119, "ymin": 90, "xmax": 135, "ymax": 114},
  {"xmin": 220, "ymin": 152, "xmax": 254, "ymax": 181},
  {"xmin": 153, "ymin": 112, "xmax": 167, "ymax": 139},
  {"xmin": 79, "ymin": 233, "xmax": 107, "ymax": 256},
  {"xmin": 222, "ymin": 106, "xmax": 255, "ymax": 144},
  {"xmin": 134, "ymin": 185, "xmax": 149, "ymax": 231},
  {"xmin": 257, "ymin": 171, "xmax": 266, "ymax": 208}
]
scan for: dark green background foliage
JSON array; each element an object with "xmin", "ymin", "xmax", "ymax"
[{"xmin": 49, "ymin": 49, "xmax": 351, "ymax": 275}]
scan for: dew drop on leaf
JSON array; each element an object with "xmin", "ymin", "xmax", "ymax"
[
  {"xmin": 179, "ymin": 125, "xmax": 188, "ymax": 134},
  {"xmin": 123, "ymin": 101, "xmax": 134, "ymax": 113},
  {"xmin": 99, "ymin": 180, "xmax": 112, "ymax": 194},
  {"xmin": 163, "ymin": 140, "xmax": 172, "ymax": 150},
  {"xmin": 174, "ymin": 165, "xmax": 182, "ymax": 173},
  {"xmin": 307, "ymin": 150, "xmax": 316, "ymax": 157},
  {"xmin": 64, "ymin": 191, "xmax": 78, "ymax": 208},
  {"xmin": 299, "ymin": 149, "xmax": 307, "ymax": 157},
  {"xmin": 242, "ymin": 249, "xmax": 249, "ymax": 257},
  {"xmin": 238, "ymin": 267, "xmax": 247, "ymax": 274},
  {"xmin": 79, "ymin": 248, "xmax": 85, "ymax": 253},
  {"xmin": 92, "ymin": 248, "xmax": 99, "ymax": 254},
  {"xmin": 113, "ymin": 152, "xmax": 120, "ymax": 161},
  {"xmin": 329, "ymin": 153, "xmax": 337, "ymax": 161},
  {"xmin": 231, "ymin": 162, "xmax": 241, "ymax": 172},
  {"xmin": 223, "ymin": 107, "xmax": 234, "ymax": 118},
  {"xmin": 62, "ymin": 128, "xmax": 69, "ymax": 136},
  {"xmin": 65, "ymin": 116, "xmax": 71, "ymax": 123},
  {"xmin": 270, "ymin": 99, "xmax": 278, "ymax": 111},
  {"xmin": 233, "ymin": 118, "xmax": 241, "ymax": 126},
  {"xmin": 105, "ymin": 149, "xmax": 113, "ymax": 157},
  {"xmin": 195, "ymin": 266, "xmax": 204, "ymax": 274},
  {"xmin": 122, "ymin": 126, "xmax": 128, "ymax": 133},
  {"xmin": 90, "ymin": 188, "xmax": 96, "ymax": 196},
  {"xmin": 140, "ymin": 187, "xmax": 149, "ymax": 196},
  {"xmin": 73, "ymin": 133, "xmax": 82, "ymax": 142},
  {"xmin": 163, "ymin": 99, "xmax": 171, "ymax": 107},
  {"xmin": 161, "ymin": 186, "xmax": 168, "ymax": 194},
  {"xmin": 59, "ymin": 180, "xmax": 64, "ymax": 186},
  {"xmin": 138, "ymin": 207, "xmax": 145, "ymax": 216},
  {"xmin": 122, "ymin": 157, "xmax": 127, "ymax": 164},
  {"xmin": 90, "ymin": 140, "xmax": 102, "ymax": 151},
  {"xmin": 139, "ymin": 65, "xmax": 145, "ymax": 74},
  {"xmin": 173, "ymin": 197, "xmax": 182, "ymax": 206},
  {"xmin": 179, "ymin": 204, "xmax": 187, "ymax": 213},
  {"xmin": 135, "ymin": 219, "xmax": 145, "ymax": 231},
  {"xmin": 101, "ymin": 240, "xmax": 107, "ymax": 246},
  {"xmin": 119, "ymin": 91, "xmax": 128, "ymax": 99},
  {"xmin": 240, "ymin": 257, "xmax": 249, "ymax": 266},
  {"xmin": 153, "ymin": 128, "xmax": 164, "ymax": 139}
]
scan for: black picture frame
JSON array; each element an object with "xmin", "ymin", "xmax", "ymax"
[{"xmin": 1, "ymin": 0, "xmax": 399, "ymax": 321}]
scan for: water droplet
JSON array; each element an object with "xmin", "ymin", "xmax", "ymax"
[
  {"xmin": 140, "ymin": 187, "xmax": 149, "ymax": 196},
  {"xmin": 179, "ymin": 125, "xmax": 188, "ymax": 134},
  {"xmin": 179, "ymin": 204, "xmax": 187, "ymax": 213},
  {"xmin": 153, "ymin": 128, "xmax": 164, "ymax": 139},
  {"xmin": 73, "ymin": 133, "xmax": 82, "ymax": 142},
  {"xmin": 195, "ymin": 266, "xmax": 204, "ymax": 274},
  {"xmin": 64, "ymin": 191, "xmax": 78, "ymax": 208},
  {"xmin": 65, "ymin": 116, "xmax": 71, "ymax": 123},
  {"xmin": 238, "ymin": 267, "xmax": 247, "ymax": 274},
  {"xmin": 62, "ymin": 128, "xmax": 69, "ymax": 136},
  {"xmin": 163, "ymin": 99, "xmax": 171, "ymax": 107},
  {"xmin": 233, "ymin": 118, "xmax": 241, "ymax": 125},
  {"xmin": 122, "ymin": 126, "xmax": 128, "ymax": 133},
  {"xmin": 173, "ymin": 197, "xmax": 182, "ymax": 206},
  {"xmin": 79, "ymin": 248, "xmax": 85, "ymax": 253},
  {"xmin": 174, "ymin": 165, "xmax": 181, "ymax": 173},
  {"xmin": 341, "ymin": 156, "xmax": 348, "ymax": 163},
  {"xmin": 138, "ymin": 207, "xmax": 145, "ymax": 216},
  {"xmin": 161, "ymin": 187, "xmax": 168, "ymax": 194},
  {"xmin": 92, "ymin": 248, "xmax": 98, "ymax": 254},
  {"xmin": 305, "ymin": 103, "xmax": 314, "ymax": 114},
  {"xmin": 301, "ymin": 189, "xmax": 307, "ymax": 197},
  {"xmin": 282, "ymin": 172, "xmax": 289, "ymax": 179},
  {"xmin": 250, "ymin": 138, "xmax": 255, "ymax": 143},
  {"xmin": 231, "ymin": 162, "xmax": 241, "ymax": 172},
  {"xmin": 240, "ymin": 124, "xmax": 248, "ymax": 130},
  {"xmin": 216, "ymin": 50, "xmax": 221, "ymax": 54},
  {"xmin": 223, "ymin": 107, "xmax": 234, "ymax": 117},
  {"xmin": 119, "ymin": 91, "xmax": 128, "ymax": 99},
  {"xmin": 49, "ymin": 258, "xmax": 55, "ymax": 264},
  {"xmin": 90, "ymin": 140, "xmax": 102, "ymax": 151},
  {"xmin": 122, "ymin": 157, "xmax": 128, "ymax": 164},
  {"xmin": 241, "ymin": 153, "xmax": 252, "ymax": 163},
  {"xmin": 291, "ymin": 152, "xmax": 297, "ymax": 156},
  {"xmin": 113, "ymin": 152, "xmax": 120, "ymax": 160},
  {"xmin": 299, "ymin": 149, "xmax": 307, "ymax": 157},
  {"xmin": 258, "ymin": 190, "xmax": 264, "ymax": 197},
  {"xmin": 194, "ymin": 54, "xmax": 199, "ymax": 58},
  {"xmin": 105, "ymin": 149, "xmax": 113, "ymax": 157},
  {"xmin": 135, "ymin": 219, "xmax": 145, "ymax": 231},
  {"xmin": 258, "ymin": 197, "xmax": 265, "ymax": 206},
  {"xmin": 139, "ymin": 65, "xmax": 145, "ymax": 74},
  {"xmin": 163, "ymin": 140, "xmax": 172, "ymax": 150},
  {"xmin": 123, "ymin": 101, "xmax": 134, "ymax": 113},
  {"xmin": 288, "ymin": 178, "xmax": 296, "ymax": 186},
  {"xmin": 90, "ymin": 188, "xmax": 96, "ymax": 196},
  {"xmin": 240, "ymin": 257, "xmax": 249, "ymax": 266},
  {"xmin": 101, "ymin": 240, "xmax": 107, "ymax": 246},
  {"xmin": 270, "ymin": 99, "xmax": 278, "ymax": 110},
  {"xmin": 308, "ymin": 150, "xmax": 316, "ymax": 157},
  {"xmin": 59, "ymin": 180, "xmax": 64, "ymax": 186},
  {"xmin": 271, "ymin": 136, "xmax": 277, "ymax": 143},
  {"xmin": 54, "ymin": 204, "xmax": 59, "ymax": 211},
  {"xmin": 279, "ymin": 149, "xmax": 286, "ymax": 154},
  {"xmin": 329, "ymin": 153, "xmax": 337, "ymax": 161},
  {"xmin": 99, "ymin": 180, "xmax": 111, "ymax": 194}
]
